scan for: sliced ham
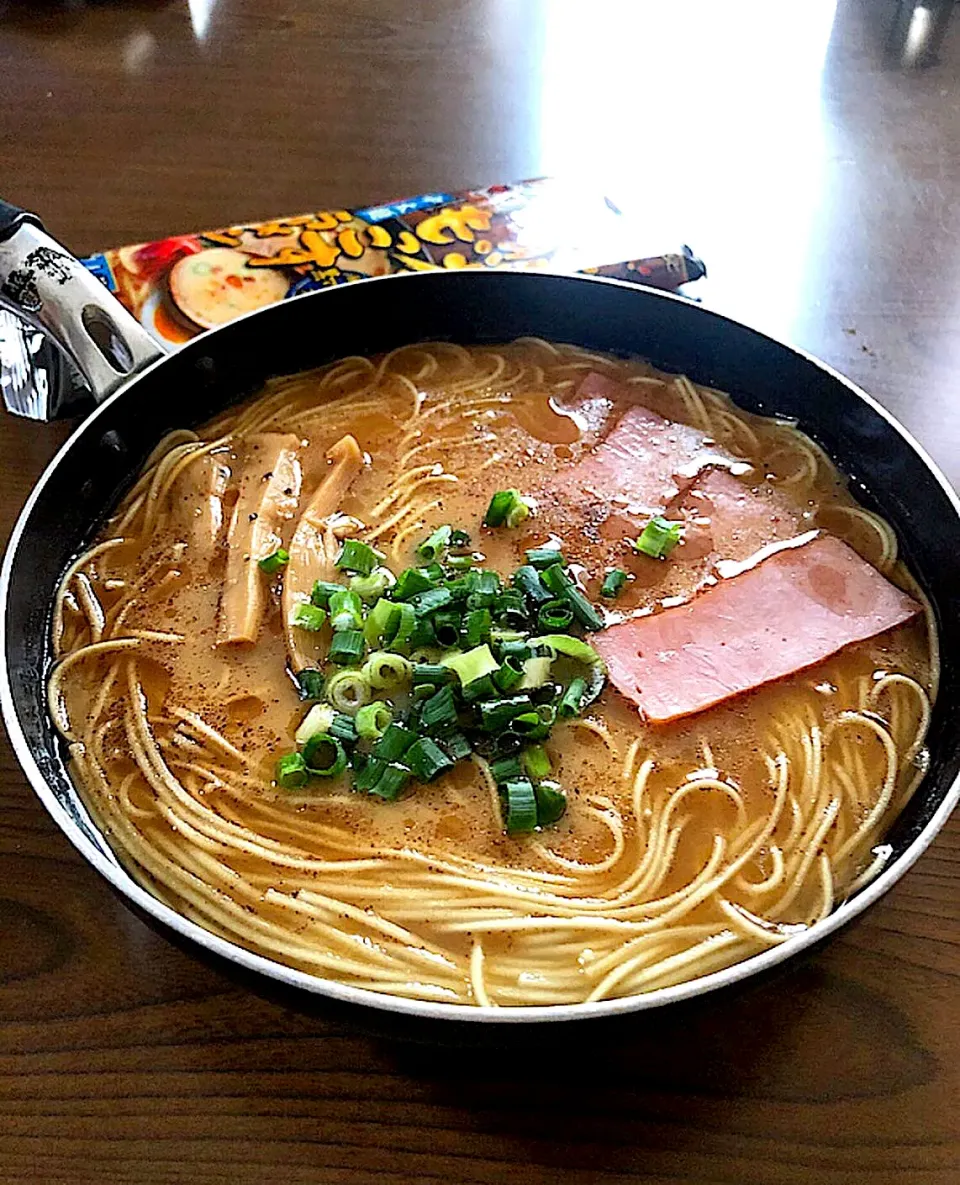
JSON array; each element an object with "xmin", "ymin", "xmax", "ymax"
[
  {"xmin": 217, "ymin": 434, "xmax": 302, "ymax": 647},
  {"xmin": 594, "ymin": 534, "xmax": 921, "ymax": 725},
  {"xmin": 562, "ymin": 373, "xmax": 750, "ymax": 520},
  {"xmin": 670, "ymin": 468, "xmax": 803, "ymax": 565},
  {"xmin": 282, "ymin": 434, "xmax": 364, "ymax": 672}
]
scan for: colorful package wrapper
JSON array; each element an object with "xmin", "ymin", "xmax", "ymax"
[{"xmin": 0, "ymin": 178, "xmax": 705, "ymax": 418}]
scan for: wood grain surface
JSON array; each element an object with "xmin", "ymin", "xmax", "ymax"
[{"xmin": 1, "ymin": 2, "xmax": 958, "ymax": 1182}]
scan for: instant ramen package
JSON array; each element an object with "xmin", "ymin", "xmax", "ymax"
[{"xmin": 0, "ymin": 177, "xmax": 705, "ymax": 420}]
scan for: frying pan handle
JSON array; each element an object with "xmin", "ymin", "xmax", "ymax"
[
  {"xmin": 0, "ymin": 198, "xmax": 166, "ymax": 405},
  {"xmin": 0, "ymin": 198, "xmax": 43, "ymax": 240}
]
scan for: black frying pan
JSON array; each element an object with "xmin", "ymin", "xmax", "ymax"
[{"xmin": 1, "ymin": 197, "xmax": 958, "ymax": 1023}]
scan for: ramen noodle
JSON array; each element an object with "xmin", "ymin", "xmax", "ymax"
[{"xmin": 48, "ymin": 339, "xmax": 935, "ymax": 1007}]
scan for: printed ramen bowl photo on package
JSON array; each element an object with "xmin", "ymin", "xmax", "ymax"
[{"xmin": 1, "ymin": 196, "xmax": 958, "ymax": 1022}]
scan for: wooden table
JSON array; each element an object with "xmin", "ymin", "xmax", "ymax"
[{"xmin": 1, "ymin": 2, "xmax": 958, "ymax": 1181}]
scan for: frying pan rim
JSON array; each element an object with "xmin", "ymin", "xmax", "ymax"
[{"xmin": 2, "ymin": 267, "xmax": 958, "ymax": 1023}]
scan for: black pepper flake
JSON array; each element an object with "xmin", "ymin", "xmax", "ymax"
[{"xmin": 248, "ymin": 513, "xmax": 258, "ymax": 522}]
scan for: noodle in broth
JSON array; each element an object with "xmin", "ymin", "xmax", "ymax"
[{"xmin": 48, "ymin": 340, "xmax": 935, "ymax": 1007}]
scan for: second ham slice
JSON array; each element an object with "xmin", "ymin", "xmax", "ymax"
[
  {"xmin": 594, "ymin": 534, "xmax": 921, "ymax": 725},
  {"xmin": 565, "ymin": 373, "xmax": 749, "ymax": 519}
]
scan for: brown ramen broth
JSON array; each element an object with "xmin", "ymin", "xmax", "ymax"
[{"xmin": 49, "ymin": 340, "xmax": 935, "ymax": 1007}]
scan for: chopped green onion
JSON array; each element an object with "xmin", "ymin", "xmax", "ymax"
[
  {"xmin": 559, "ymin": 676, "xmax": 587, "ymax": 718},
  {"xmin": 433, "ymin": 610, "xmax": 461, "ymax": 648},
  {"xmin": 502, "ymin": 778, "xmax": 538, "ymax": 833},
  {"xmin": 355, "ymin": 700, "xmax": 393, "ymax": 740},
  {"xmin": 495, "ymin": 638, "xmax": 531, "ymax": 661},
  {"xmin": 490, "ymin": 754, "xmax": 523, "ymax": 784},
  {"xmin": 275, "ymin": 752, "xmax": 308, "ymax": 789},
  {"xmin": 441, "ymin": 643, "xmax": 500, "ymax": 687},
  {"xmin": 328, "ymin": 629, "xmax": 365, "ymax": 665},
  {"xmin": 493, "ymin": 654, "xmax": 525, "ymax": 691},
  {"xmin": 296, "ymin": 669, "xmax": 325, "ymax": 700},
  {"xmin": 408, "ymin": 616, "xmax": 439, "ymax": 650},
  {"xmin": 493, "ymin": 731, "xmax": 524, "ymax": 756},
  {"xmin": 442, "ymin": 576, "xmax": 473, "ymax": 604},
  {"xmin": 582, "ymin": 664, "xmax": 607, "ymax": 710},
  {"xmin": 490, "ymin": 627, "xmax": 526, "ymax": 649},
  {"xmin": 328, "ymin": 588, "xmax": 363, "ymax": 632},
  {"xmin": 601, "ymin": 569, "xmax": 628, "ymax": 599},
  {"xmin": 350, "ymin": 567, "xmax": 394, "ymax": 603},
  {"xmin": 463, "ymin": 607, "xmax": 492, "ymax": 648},
  {"xmin": 540, "ymin": 562, "xmax": 575, "ymax": 597},
  {"xmin": 466, "ymin": 570, "xmax": 500, "ymax": 608},
  {"xmin": 633, "ymin": 516, "xmax": 684, "ymax": 560},
  {"xmin": 529, "ymin": 634, "xmax": 605, "ymax": 667},
  {"xmin": 519, "ymin": 655, "xmax": 552, "ymax": 689},
  {"xmin": 295, "ymin": 703, "xmax": 335, "ymax": 744},
  {"xmin": 479, "ymin": 694, "xmax": 534, "ymax": 731},
  {"xmin": 508, "ymin": 496, "xmax": 535, "ymax": 528},
  {"xmin": 525, "ymin": 547, "xmax": 565, "ymax": 569},
  {"xmin": 367, "ymin": 763, "xmax": 411, "ymax": 801},
  {"xmin": 419, "ymin": 684, "xmax": 458, "ymax": 735},
  {"xmin": 450, "ymin": 528, "xmax": 471, "ymax": 547},
  {"xmin": 258, "ymin": 548, "xmax": 289, "ymax": 574},
  {"xmin": 410, "ymin": 586, "xmax": 453, "ymax": 617},
  {"xmin": 538, "ymin": 599, "xmax": 574, "ymax": 631},
  {"xmin": 292, "ymin": 602, "xmax": 327, "ymax": 632},
  {"xmin": 412, "ymin": 662, "xmax": 457, "ymax": 687},
  {"xmin": 362, "ymin": 650, "xmax": 412, "ymax": 691},
  {"xmin": 311, "ymin": 580, "xmax": 343, "ymax": 608},
  {"xmin": 522, "ymin": 744, "xmax": 551, "ymax": 779},
  {"xmin": 373, "ymin": 723, "xmax": 417, "ymax": 763},
  {"xmin": 303, "ymin": 734, "xmax": 347, "ymax": 777},
  {"xmin": 446, "ymin": 553, "xmax": 476, "ymax": 571},
  {"xmin": 386, "ymin": 602, "xmax": 416, "ymax": 653},
  {"xmin": 303, "ymin": 730, "xmax": 337, "ymax": 768},
  {"xmin": 484, "ymin": 489, "xmax": 536, "ymax": 529},
  {"xmin": 406, "ymin": 736, "xmax": 454, "ymax": 782},
  {"xmin": 514, "ymin": 704, "xmax": 557, "ymax": 742},
  {"xmin": 328, "ymin": 713, "xmax": 358, "ymax": 745},
  {"xmin": 540, "ymin": 563, "xmax": 604, "ymax": 631},
  {"xmin": 393, "ymin": 566, "xmax": 436, "ymax": 601},
  {"xmin": 484, "ymin": 489, "xmax": 519, "ymax": 528},
  {"xmin": 409, "ymin": 645, "xmax": 442, "ymax": 664},
  {"xmin": 535, "ymin": 780, "xmax": 567, "ymax": 826},
  {"xmin": 461, "ymin": 673, "xmax": 497, "ymax": 704},
  {"xmin": 441, "ymin": 731, "xmax": 472, "ymax": 761},
  {"xmin": 417, "ymin": 524, "xmax": 452, "ymax": 563},
  {"xmin": 364, "ymin": 597, "xmax": 400, "ymax": 647},
  {"xmin": 421, "ymin": 561, "xmax": 445, "ymax": 582},
  {"xmin": 493, "ymin": 590, "xmax": 529, "ymax": 628},
  {"xmin": 336, "ymin": 539, "xmax": 382, "ymax": 575},
  {"xmin": 330, "ymin": 591, "xmax": 363, "ymax": 633},
  {"xmin": 513, "ymin": 565, "xmax": 553, "ymax": 606},
  {"xmin": 354, "ymin": 755, "xmax": 386, "ymax": 792},
  {"xmin": 512, "ymin": 710, "xmax": 543, "ymax": 734},
  {"xmin": 325, "ymin": 669, "xmax": 371, "ymax": 714}
]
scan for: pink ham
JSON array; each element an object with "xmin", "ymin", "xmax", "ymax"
[
  {"xmin": 670, "ymin": 468, "xmax": 803, "ymax": 565},
  {"xmin": 594, "ymin": 534, "xmax": 921, "ymax": 725},
  {"xmin": 565, "ymin": 373, "xmax": 747, "ymax": 518}
]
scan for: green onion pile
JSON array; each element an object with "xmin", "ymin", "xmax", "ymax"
[{"xmin": 272, "ymin": 489, "xmax": 611, "ymax": 834}]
